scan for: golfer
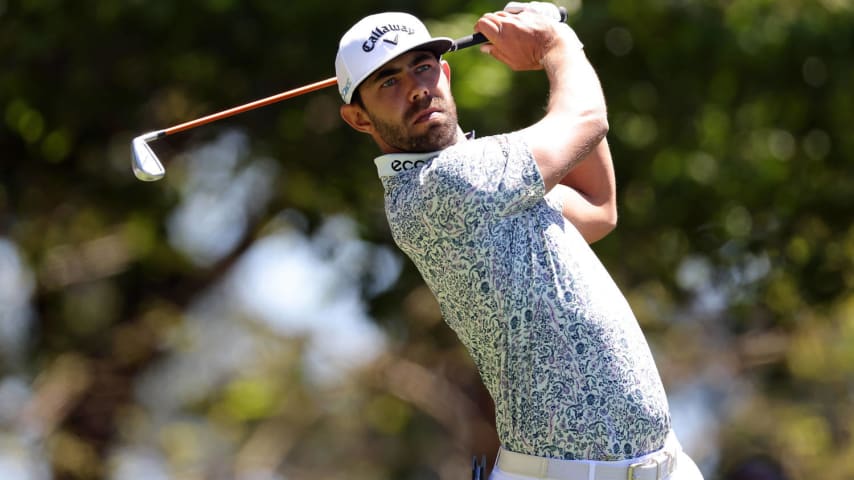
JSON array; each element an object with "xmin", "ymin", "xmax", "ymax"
[{"xmin": 335, "ymin": 3, "xmax": 704, "ymax": 479}]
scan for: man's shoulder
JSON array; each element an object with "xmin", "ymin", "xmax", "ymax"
[{"xmin": 434, "ymin": 132, "xmax": 531, "ymax": 169}]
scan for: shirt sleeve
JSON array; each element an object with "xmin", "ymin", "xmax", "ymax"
[{"xmin": 418, "ymin": 132, "xmax": 546, "ymax": 219}]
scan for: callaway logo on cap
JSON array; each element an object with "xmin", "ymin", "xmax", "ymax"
[{"xmin": 335, "ymin": 12, "xmax": 453, "ymax": 104}]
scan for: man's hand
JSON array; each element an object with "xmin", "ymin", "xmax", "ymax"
[
  {"xmin": 503, "ymin": 2, "xmax": 564, "ymax": 22},
  {"xmin": 475, "ymin": 2, "xmax": 582, "ymax": 71}
]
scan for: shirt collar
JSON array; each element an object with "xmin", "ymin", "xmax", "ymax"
[
  {"xmin": 374, "ymin": 151, "xmax": 437, "ymax": 177},
  {"xmin": 373, "ymin": 131, "xmax": 476, "ymax": 178}
]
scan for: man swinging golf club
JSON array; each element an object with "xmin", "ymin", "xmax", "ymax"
[{"xmin": 336, "ymin": 3, "xmax": 704, "ymax": 479}]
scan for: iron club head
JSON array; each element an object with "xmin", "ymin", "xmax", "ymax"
[{"xmin": 131, "ymin": 131, "xmax": 166, "ymax": 181}]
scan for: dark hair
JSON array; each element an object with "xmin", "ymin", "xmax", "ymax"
[{"xmin": 351, "ymin": 89, "xmax": 365, "ymax": 109}]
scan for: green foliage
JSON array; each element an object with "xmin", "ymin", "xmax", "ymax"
[{"xmin": 1, "ymin": 1, "xmax": 852, "ymax": 479}]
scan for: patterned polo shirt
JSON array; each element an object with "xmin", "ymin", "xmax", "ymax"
[{"xmin": 374, "ymin": 132, "xmax": 671, "ymax": 461}]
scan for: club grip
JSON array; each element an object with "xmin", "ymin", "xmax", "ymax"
[{"xmin": 449, "ymin": 6, "xmax": 568, "ymax": 52}]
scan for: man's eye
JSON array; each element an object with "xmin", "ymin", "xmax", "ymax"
[
  {"xmin": 416, "ymin": 64, "xmax": 432, "ymax": 73},
  {"xmin": 381, "ymin": 78, "xmax": 397, "ymax": 88}
]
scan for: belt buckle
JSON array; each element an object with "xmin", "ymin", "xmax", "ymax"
[
  {"xmin": 626, "ymin": 456, "xmax": 660, "ymax": 480},
  {"xmin": 662, "ymin": 450, "xmax": 677, "ymax": 477},
  {"xmin": 627, "ymin": 450, "xmax": 676, "ymax": 480}
]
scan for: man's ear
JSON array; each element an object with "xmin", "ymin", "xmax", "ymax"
[
  {"xmin": 441, "ymin": 59, "xmax": 451, "ymax": 82},
  {"xmin": 340, "ymin": 103, "xmax": 374, "ymax": 135}
]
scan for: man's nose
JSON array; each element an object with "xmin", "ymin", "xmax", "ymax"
[{"xmin": 407, "ymin": 74, "xmax": 430, "ymax": 103}]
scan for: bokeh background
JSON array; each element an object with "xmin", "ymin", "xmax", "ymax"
[{"xmin": 2, "ymin": 0, "xmax": 853, "ymax": 479}]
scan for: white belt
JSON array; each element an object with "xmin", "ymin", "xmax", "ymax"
[{"xmin": 496, "ymin": 436, "xmax": 680, "ymax": 480}]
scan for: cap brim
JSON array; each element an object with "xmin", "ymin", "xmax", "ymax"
[{"xmin": 416, "ymin": 37, "xmax": 455, "ymax": 57}]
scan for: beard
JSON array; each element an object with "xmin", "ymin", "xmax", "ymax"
[{"xmin": 367, "ymin": 95, "xmax": 459, "ymax": 153}]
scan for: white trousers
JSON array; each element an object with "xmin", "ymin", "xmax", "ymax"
[{"xmin": 488, "ymin": 434, "xmax": 704, "ymax": 480}]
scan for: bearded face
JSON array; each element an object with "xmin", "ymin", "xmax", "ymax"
[
  {"xmin": 364, "ymin": 93, "xmax": 459, "ymax": 152},
  {"xmin": 340, "ymin": 51, "xmax": 462, "ymax": 154}
]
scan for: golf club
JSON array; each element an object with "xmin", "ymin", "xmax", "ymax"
[
  {"xmin": 131, "ymin": 77, "xmax": 336, "ymax": 181},
  {"xmin": 131, "ymin": 7, "xmax": 568, "ymax": 181}
]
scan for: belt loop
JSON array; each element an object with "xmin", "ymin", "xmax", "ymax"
[{"xmin": 588, "ymin": 463, "xmax": 596, "ymax": 480}]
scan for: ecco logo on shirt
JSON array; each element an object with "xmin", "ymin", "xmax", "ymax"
[
  {"xmin": 362, "ymin": 24, "xmax": 416, "ymax": 52},
  {"xmin": 391, "ymin": 159, "xmax": 426, "ymax": 172}
]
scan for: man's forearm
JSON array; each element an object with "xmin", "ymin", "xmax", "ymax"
[
  {"xmin": 541, "ymin": 28, "xmax": 607, "ymax": 128},
  {"xmin": 530, "ymin": 26, "xmax": 610, "ymax": 191}
]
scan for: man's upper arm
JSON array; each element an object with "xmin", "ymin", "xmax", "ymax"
[{"xmin": 522, "ymin": 108, "xmax": 609, "ymax": 193}]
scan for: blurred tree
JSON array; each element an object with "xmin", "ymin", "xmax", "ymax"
[{"xmin": 1, "ymin": 0, "xmax": 852, "ymax": 479}]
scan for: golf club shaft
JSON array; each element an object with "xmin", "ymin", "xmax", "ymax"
[
  {"xmin": 162, "ymin": 77, "xmax": 338, "ymax": 137},
  {"xmin": 153, "ymin": 10, "xmax": 563, "ymax": 138},
  {"xmin": 153, "ymin": 32, "xmax": 481, "ymax": 138}
]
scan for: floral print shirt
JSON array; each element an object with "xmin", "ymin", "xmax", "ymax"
[{"xmin": 374, "ymin": 132, "xmax": 671, "ymax": 460}]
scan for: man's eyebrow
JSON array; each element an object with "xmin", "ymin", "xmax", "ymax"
[
  {"xmin": 368, "ymin": 52, "xmax": 437, "ymax": 85},
  {"xmin": 369, "ymin": 65, "xmax": 402, "ymax": 85}
]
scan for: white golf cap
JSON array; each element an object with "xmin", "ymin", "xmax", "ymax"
[{"xmin": 335, "ymin": 12, "xmax": 453, "ymax": 104}]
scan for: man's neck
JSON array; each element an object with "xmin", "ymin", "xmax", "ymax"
[
  {"xmin": 374, "ymin": 127, "xmax": 476, "ymax": 177},
  {"xmin": 378, "ymin": 125, "xmax": 468, "ymax": 155}
]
